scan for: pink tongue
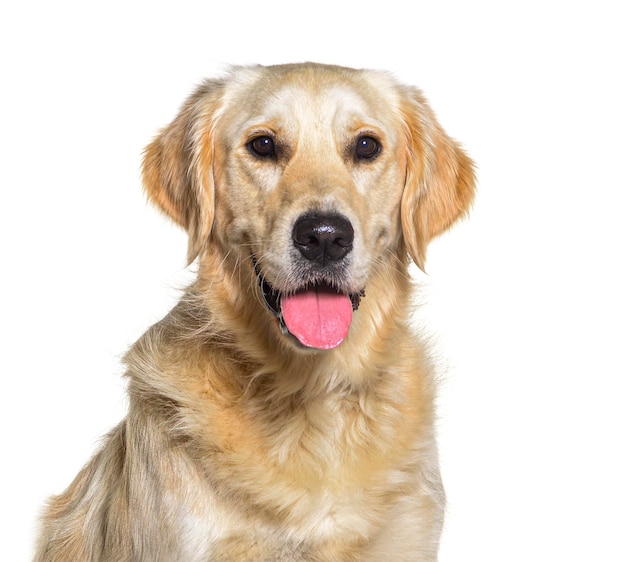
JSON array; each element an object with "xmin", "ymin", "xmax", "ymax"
[{"xmin": 281, "ymin": 287, "xmax": 353, "ymax": 349}]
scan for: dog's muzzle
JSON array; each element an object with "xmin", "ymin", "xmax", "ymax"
[{"xmin": 253, "ymin": 213, "xmax": 365, "ymax": 350}]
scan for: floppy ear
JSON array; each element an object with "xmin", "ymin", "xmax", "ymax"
[
  {"xmin": 142, "ymin": 80, "xmax": 224, "ymax": 263},
  {"xmin": 400, "ymin": 87, "xmax": 476, "ymax": 270}
]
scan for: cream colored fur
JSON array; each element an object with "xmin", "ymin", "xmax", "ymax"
[{"xmin": 35, "ymin": 63, "xmax": 475, "ymax": 561}]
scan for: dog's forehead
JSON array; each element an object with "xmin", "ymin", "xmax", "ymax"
[
  {"xmin": 222, "ymin": 67, "xmax": 400, "ymax": 137},
  {"xmin": 262, "ymin": 85, "xmax": 378, "ymax": 128}
]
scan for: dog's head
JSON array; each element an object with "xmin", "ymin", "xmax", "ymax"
[{"xmin": 142, "ymin": 64, "xmax": 475, "ymax": 350}]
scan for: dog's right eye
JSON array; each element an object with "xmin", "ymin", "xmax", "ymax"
[
  {"xmin": 354, "ymin": 135, "xmax": 381, "ymax": 160},
  {"xmin": 248, "ymin": 136, "xmax": 276, "ymax": 159}
]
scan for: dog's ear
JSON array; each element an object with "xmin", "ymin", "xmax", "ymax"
[
  {"xmin": 142, "ymin": 80, "xmax": 224, "ymax": 263},
  {"xmin": 399, "ymin": 87, "xmax": 476, "ymax": 270}
]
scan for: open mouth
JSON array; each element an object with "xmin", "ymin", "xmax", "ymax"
[{"xmin": 255, "ymin": 260, "xmax": 364, "ymax": 350}]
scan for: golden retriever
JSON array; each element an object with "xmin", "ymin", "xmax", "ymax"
[{"xmin": 35, "ymin": 63, "xmax": 475, "ymax": 561}]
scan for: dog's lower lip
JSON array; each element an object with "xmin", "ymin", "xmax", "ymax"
[{"xmin": 260, "ymin": 277, "xmax": 281, "ymax": 318}]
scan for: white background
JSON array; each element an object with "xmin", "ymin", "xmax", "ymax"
[{"xmin": 2, "ymin": 1, "xmax": 625, "ymax": 560}]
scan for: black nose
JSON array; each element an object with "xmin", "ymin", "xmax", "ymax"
[{"xmin": 292, "ymin": 213, "xmax": 354, "ymax": 264}]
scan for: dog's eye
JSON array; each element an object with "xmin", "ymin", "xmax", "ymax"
[
  {"xmin": 248, "ymin": 135, "xmax": 276, "ymax": 158},
  {"xmin": 355, "ymin": 136, "xmax": 381, "ymax": 160}
]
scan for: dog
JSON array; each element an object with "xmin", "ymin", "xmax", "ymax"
[{"xmin": 35, "ymin": 63, "xmax": 475, "ymax": 561}]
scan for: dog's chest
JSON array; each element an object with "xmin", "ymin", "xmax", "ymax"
[{"xmin": 198, "ymin": 387, "xmax": 413, "ymax": 545}]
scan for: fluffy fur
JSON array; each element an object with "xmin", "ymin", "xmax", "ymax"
[{"xmin": 35, "ymin": 63, "xmax": 475, "ymax": 561}]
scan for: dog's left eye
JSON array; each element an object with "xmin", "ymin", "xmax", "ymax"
[
  {"xmin": 248, "ymin": 136, "xmax": 276, "ymax": 158},
  {"xmin": 355, "ymin": 136, "xmax": 381, "ymax": 160}
]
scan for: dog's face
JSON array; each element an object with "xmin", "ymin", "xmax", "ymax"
[{"xmin": 143, "ymin": 64, "xmax": 475, "ymax": 350}]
